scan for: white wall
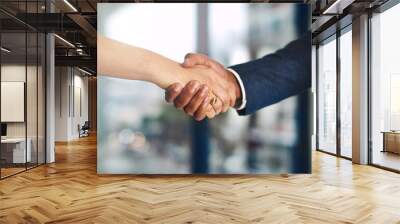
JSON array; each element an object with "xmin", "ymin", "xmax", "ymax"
[
  {"xmin": 55, "ymin": 67, "xmax": 89, "ymax": 141},
  {"xmin": 1, "ymin": 65, "xmax": 39, "ymax": 138},
  {"xmin": 1, "ymin": 65, "xmax": 26, "ymax": 137},
  {"xmin": 1, "ymin": 63, "xmax": 46, "ymax": 164},
  {"xmin": 55, "ymin": 66, "xmax": 69, "ymax": 141}
]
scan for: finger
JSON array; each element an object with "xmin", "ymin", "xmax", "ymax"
[
  {"xmin": 206, "ymin": 104, "xmax": 216, "ymax": 119},
  {"xmin": 221, "ymin": 92, "xmax": 231, "ymax": 112},
  {"xmin": 194, "ymin": 95, "xmax": 210, "ymax": 121},
  {"xmin": 174, "ymin": 80, "xmax": 201, "ymax": 109},
  {"xmin": 165, "ymin": 83, "xmax": 183, "ymax": 103},
  {"xmin": 222, "ymin": 98, "xmax": 230, "ymax": 113},
  {"xmin": 184, "ymin": 85, "xmax": 209, "ymax": 116},
  {"xmin": 210, "ymin": 93, "xmax": 223, "ymax": 115},
  {"xmin": 212, "ymin": 87, "xmax": 230, "ymax": 113},
  {"xmin": 182, "ymin": 53, "xmax": 210, "ymax": 68}
]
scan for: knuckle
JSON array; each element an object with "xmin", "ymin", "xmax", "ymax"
[
  {"xmin": 174, "ymin": 98, "xmax": 185, "ymax": 108},
  {"xmin": 171, "ymin": 82, "xmax": 180, "ymax": 88},
  {"xmin": 187, "ymin": 80, "xmax": 196, "ymax": 86},
  {"xmin": 174, "ymin": 101, "xmax": 182, "ymax": 108},
  {"xmin": 168, "ymin": 89, "xmax": 178, "ymax": 96},
  {"xmin": 199, "ymin": 92, "xmax": 208, "ymax": 101},
  {"xmin": 194, "ymin": 112, "xmax": 204, "ymax": 121},
  {"xmin": 184, "ymin": 107, "xmax": 194, "ymax": 115},
  {"xmin": 200, "ymin": 84, "xmax": 208, "ymax": 92},
  {"xmin": 200, "ymin": 90, "xmax": 208, "ymax": 98},
  {"xmin": 172, "ymin": 82, "xmax": 183, "ymax": 90},
  {"xmin": 165, "ymin": 95, "xmax": 172, "ymax": 103},
  {"xmin": 193, "ymin": 80, "xmax": 201, "ymax": 86},
  {"xmin": 188, "ymin": 80, "xmax": 200, "ymax": 89},
  {"xmin": 198, "ymin": 108, "xmax": 207, "ymax": 117},
  {"xmin": 166, "ymin": 88, "xmax": 175, "ymax": 96},
  {"xmin": 185, "ymin": 53, "xmax": 194, "ymax": 59},
  {"xmin": 213, "ymin": 106, "xmax": 220, "ymax": 114}
]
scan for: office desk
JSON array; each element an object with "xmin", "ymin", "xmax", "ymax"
[
  {"xmin": 382, "ymin": 131, "xmax": 400, "ymax": 154},
  {"xmin": 1, "ymin": 138, "xmax": 31, "ymax": 163}
]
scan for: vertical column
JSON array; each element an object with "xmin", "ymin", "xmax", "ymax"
[
  {"xmin": 46, "ymin": 1, "xmax": 55, "ymax": 163},
  {"xmin": 191, "ymin": 3, "xmax": 210, "ymax": 173},
  {"xmin": 291, "ymin": 4, "xmax": 312, "ymax": 173},
  {"xmin": 88, "ymin": 77, "xmax": 97, "ymax": 132},
  {"xmin": 336, "ymin": 30, "xmax": 341, "ymax": 156},
  {"xmin": 312, "ymin": 45, "xmax": 317, "ymax": 151},
  {"xmin": 0, "ymin": 21, "xmax": 2, "ymax": 179},
  {"xmin": 352, "ymin": 14, "xmax": 369, "ymax": 164}
]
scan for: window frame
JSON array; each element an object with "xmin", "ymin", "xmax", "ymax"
[
  {"xmin": 0, "ymin": 1, "xmax": 47, "ymax": 180},
  {"xmin": 315, "ymin": 22, "xmax": 353, "ymax": 160}
]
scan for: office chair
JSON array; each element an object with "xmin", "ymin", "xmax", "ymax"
[{"xmin": 79, "ymin": 121, "xmax": 90, "ymax": 138}]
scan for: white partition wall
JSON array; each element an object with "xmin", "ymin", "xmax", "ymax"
[
  {"xmin": 0, "ymin": 53, "xmax": 28, "ymax": 177},
  {"xmin": 0, "ymin": 1, "xmax": 47, "ymax": 179}
]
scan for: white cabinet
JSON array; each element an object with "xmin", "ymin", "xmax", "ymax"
[{"xmin": 1, "ymin": 138, "xmax": 32, "ymax": 163}]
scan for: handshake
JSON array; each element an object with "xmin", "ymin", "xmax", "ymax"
[
  {"xmin": 99, "ymin": 34, "xmax": 310, "ymax": 121},
  {"xmin": 165, "ymin": 53, "xmax": 242, "ymax": 121},
  {"xmin": 98, "ymin": 35, "xmax": 242, "ymax": 120}
]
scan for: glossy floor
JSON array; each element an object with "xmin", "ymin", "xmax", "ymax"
[
  {"xmin": 0, "ymin": 135, "xmax": 399, "ymax": 223},
  {"xmin": 372, "ymin": 150, "xmax": 400, "ymax": 171}
]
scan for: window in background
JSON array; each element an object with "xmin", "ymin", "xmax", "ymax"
[
  {"xmin": 370, "ymin": 3, "xmax": 400, "ymax": 171},
  {"xmin": 339, "ymin": 29, "xmax": 352, "ymax": 158},
  {"xmin": 317, "ymin": 36, "xmax": 337, "ymax": 154},
  {"xmin": 97, "ymin": 4, "xmax": 196, "ymax": 174},
  {"xmin": 208, "ymin": 4, "xmax": 299, "ymax": 173}
]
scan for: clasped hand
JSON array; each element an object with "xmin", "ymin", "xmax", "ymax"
[{"xmin": 165, "ymin": 53, "xmax": 241, "ymax": 121}]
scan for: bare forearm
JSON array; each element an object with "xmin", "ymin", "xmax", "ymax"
[{"xmin": 97, "ymin": 35, "xmax": 190, "ymax": 89}]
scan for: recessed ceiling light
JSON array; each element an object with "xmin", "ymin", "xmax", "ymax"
[
  {"xmin": 63, "ymin": 0, "xmax": 78, "ymax": 12},
  {"xmin": 322, "ymin": 0, "xmax": 354, "ymax": 15},
  {"xmin": 1, "ymin": 47, "xmax": 11, "ymax": 53},
  {"xmin": 78, "ymin": 67, "xmax": 93, "ymax": 76},
  {"xmin": 54, "ymin": 34, "xmax": 75, "ymax": 48}
]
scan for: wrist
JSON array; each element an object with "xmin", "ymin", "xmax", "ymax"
[
  {"xmin": 226, "ymin": 69, "xmax": 242, "ymax": 101},
  {"xmin": 178, "ymin": 67, "xmax": 194, "ymax": 86},
  {"xmin": 157, "ymin": 64, "xmax": 190, "ymax": 89}
]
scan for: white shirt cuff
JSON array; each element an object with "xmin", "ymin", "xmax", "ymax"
[{"xmin": 227, "ymin": 68, "xmax": 246, "ymax": 110}]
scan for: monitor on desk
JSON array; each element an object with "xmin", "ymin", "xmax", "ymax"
[{"xmin": 1, "ymin": 123, "xmax": 7, "ymax": 138}]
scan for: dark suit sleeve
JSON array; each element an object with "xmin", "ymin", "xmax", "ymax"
[{"xmin": 229, "ymin": 32, "xmax": 311, "ymax": 115}]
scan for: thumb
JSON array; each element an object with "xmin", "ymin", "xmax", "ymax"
[{"xmin": 182, "ymin": 53, "xmax": 209, "ymax": 68}]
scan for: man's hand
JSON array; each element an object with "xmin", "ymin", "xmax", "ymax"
[{"xmin": 165, "ymin": 53, "xmax": 241, "ymax": 121}]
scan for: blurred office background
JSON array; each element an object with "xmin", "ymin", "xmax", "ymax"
[{"xmin": 97, "ymin": 3, "xmax": 311, "ymax": 174}]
